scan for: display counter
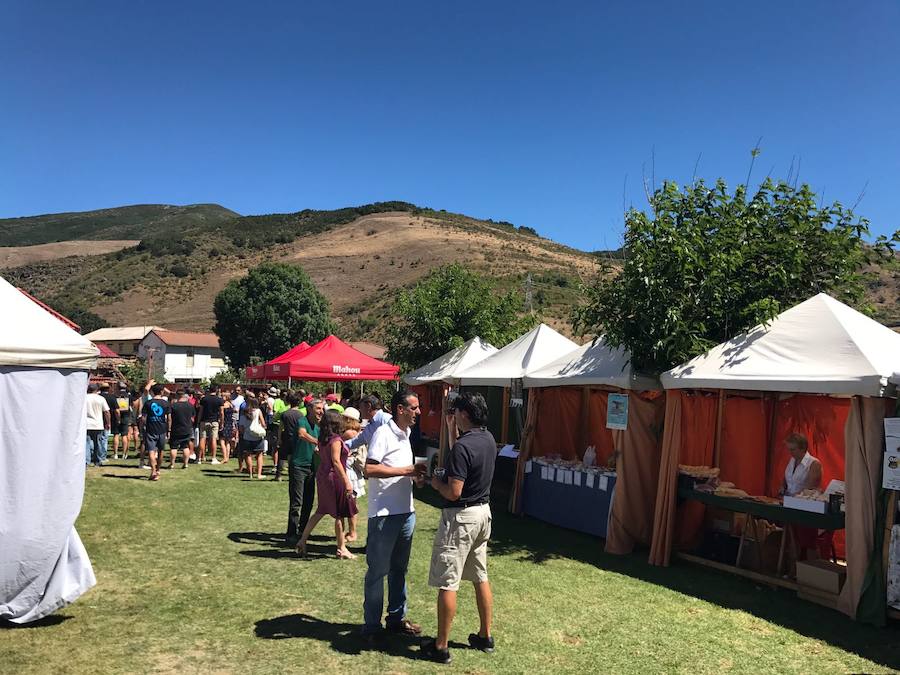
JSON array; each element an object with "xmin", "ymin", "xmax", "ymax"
[{"xmin": 522, "ymin": 464, "xmax": 617, "ymax": 538}]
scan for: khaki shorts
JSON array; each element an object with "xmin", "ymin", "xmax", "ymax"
[
  {"xmin": 428, "ymin": 503, "xmax": 491, "ymax": 591},
  {"xmin": 202, "ymin": 421, "xmax": 219, "ymax": 442}
]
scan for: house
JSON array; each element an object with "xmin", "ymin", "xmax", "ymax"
[
  {"xmin": 138, "ymin": 329, "xmax": 226, "ymax": 383},
  {"xmin": 83, "ymin": 326, "xmax": 162, "ymax": 357}
]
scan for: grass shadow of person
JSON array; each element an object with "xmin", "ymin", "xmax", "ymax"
[
  {"xmin": 254, "ymin": 613, "xmax": 422, "ymax": 660},
  {"xmin": 100, "ymin": 473, "xmax": 148, "ymax": 480},
  {"xmin": 1, "ymin": 615, "xmax": 72, "ymax": 629}
]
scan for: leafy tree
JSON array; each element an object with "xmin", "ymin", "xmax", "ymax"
[
  {"xmin": 117, "ymin": 359, "xmax": 150, "ymax": 390},
  {"xmin": 210, "ymin": 366, "xmax": 242, "ymax": 385},
  {"xmin": 574, "ymin": 178, "xmax": 897, "ymax": 373},
  {"xmin": 386, "ymin": 263, "xmax": 534, "ymax": 371},
  {"xmin": 213, "ymin": 262, "xmax": 335, "ymax": 368}
]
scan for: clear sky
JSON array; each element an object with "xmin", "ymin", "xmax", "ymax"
[{"xmin": 1, "ymin": 1, "xmax": 898, "ymax": 250}]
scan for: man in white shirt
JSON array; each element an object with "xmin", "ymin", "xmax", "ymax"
[
  {"xmin": 362, "ymin": 390, "xmax": 425, "ymax": 643},
  {"xmin": 346, "ymin": 394, "xmax": 391, "ymax": 452},
  {"xmin": 85, "ymin": 382, "xmax": 111, "ymax": 467}
]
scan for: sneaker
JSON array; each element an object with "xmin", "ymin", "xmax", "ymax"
[
  {"xmin": 420, "ymin": 639, "xmax": 451, "ymax": 664},
  {"xmin": 150, "ymin": 472, "xmax": 160, "ymax": 482},
  {"xmin": 211, "ymin": 458, "xmax": 220, "ymax": 465},
  {"xmin": 468, "ymin": 633, "xmax": 495, "ymax": 653},
  {"xmin": 190, "ymin": 453, "xmax": 197, "ymax": 461}
]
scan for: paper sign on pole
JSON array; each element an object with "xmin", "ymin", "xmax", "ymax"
[
  {"xmin": 607, "ymin": 393, "xmax": 629, "ymax": 430},
  {"xmin": 885, "ymin": 418, "xmax": 900, "ymax": 439},
  {"xmin": 883, "ymin": 419, "xmax": 900, "ymax": 490}
]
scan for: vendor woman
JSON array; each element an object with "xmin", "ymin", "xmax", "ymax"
[{"xmin": 781, "ymin": 433, "xmax": 822, "ymax": 496}]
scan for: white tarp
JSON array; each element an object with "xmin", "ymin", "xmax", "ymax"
[
  {"xmin": 455, "ymin": 323, "xmax": 578, "ymax": 386},
  {"xmin": 662, "ymin": 293, "xmax": 900, "ymax": 396},
  {"xmin": 523, "ymin": 336, "xmax": 661, "ymax": 390},
  {"xmin": 403, "ymin": 337, "xmax": 498, "ymax": 385},
  {"xmin": 0, "ymin": 275, "xmax": 99, "ymax": 369},
  {"xmin": 0, "ymin": 366, "xmax": 96, "ymax": 623}
]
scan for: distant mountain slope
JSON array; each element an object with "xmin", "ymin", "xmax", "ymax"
[
  {"xmin": 3, "ymin": 202, "xmax": 595, "ymax": 340},
  {"xmin": 0, "ymin": 203, "xmax": 240, "ymax": 246}
]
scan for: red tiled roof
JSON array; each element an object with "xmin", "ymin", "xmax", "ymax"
[
  {"xmin": 150, "ymin": 330, "xmax": 220, "ymax": 349},
  {"xmin": 17, "ymin": 287, "xmax": 80, "ymax": 331},
  {"xmin": 347, "ymin": 341, "xmax": 387, "ymax": 360},
  {"xmin": 94, "ymin": 342, "xmax": 120, "ymax": 358}
]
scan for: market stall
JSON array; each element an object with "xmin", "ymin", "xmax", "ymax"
[
  {"xmin": 243, "ymin": 341, "xmax": 312, "ymax": 381},
  {"xmin": 512, "ymin": 338, "xmax": 663, "ymax": 546},
  {"xmin": 404, "ymin": 336, "xmax": 498, "ymax": 447},
  {"xmin": 454, "ymin": 323, "xmax": 578, "ymax": 450},
  {"xmin": 649, "ymin": 293, "xmax": 900, "ymax": 624},
  {"xmin": 0, "ymin": 275, "xmax": 99, "ymax": 623}
]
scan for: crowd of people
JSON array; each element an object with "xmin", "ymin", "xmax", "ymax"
[{"xmin": 84, "ymin": 380, "xmax": 498, "ymax": 663}]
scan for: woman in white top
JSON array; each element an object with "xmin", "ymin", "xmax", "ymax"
[{"xmin": 781, "ymin": 432, "xmax": 823, "ymax": 497}]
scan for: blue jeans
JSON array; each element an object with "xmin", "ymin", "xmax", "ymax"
[
  {"xmin": 363, "ymin": 512, "xmax": 416, "ymax": 634},
  {"xmin": 85, "ymin": 430, "xmax": 108, "ymax": 465}
]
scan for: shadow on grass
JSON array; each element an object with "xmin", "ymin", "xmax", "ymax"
[
  {"xmin": 101, "ymin": 473, "xmax": 148, "ymax": 481},
  {"xmin": 254, "ymin": 613, "xmax": 422, "ymax": 660},
  {"xmin": 1, "ymin": 615, "xmax": 72, "ymax": 629},
  {"xmin": 484, "ymin": 494, "xmax": 900, "ymax": 670}
]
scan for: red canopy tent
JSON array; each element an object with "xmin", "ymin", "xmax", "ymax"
[
  {"xmin": 263, "ymin": 341, "xmax": 311, "ymax": 380},
  {"xmin": 245, "ymin": 341, "xmax": 311, "ymax": 380},
  {"xmin": 268, "ymin": 335, "xmax": 399, "ymax": 381}
]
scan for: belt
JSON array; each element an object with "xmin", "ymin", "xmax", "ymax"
[{"xmin": 444, "ymin": 502, "xmax": 488, "ymax": 510}]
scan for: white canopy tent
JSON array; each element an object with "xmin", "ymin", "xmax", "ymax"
[
  {"xmin": 661, "ymin": 293, "xmax": 900, "ymax": 396},
  {"xmin": 403, "ymin": 337, "xmax": 498, "ymax": 385},
  {"xmin": 523, "ymin": 336, "xmax": 660, "ymax": 390},
  {"xmin": 455, "ymin": 323, "xmax": 578, "ymax": 386},
  {"xmin": 0, "ymin": 275, "xmax": 98, "ymax": 623}
]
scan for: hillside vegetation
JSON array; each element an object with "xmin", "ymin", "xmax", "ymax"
[
  {"xmin": 0, "ymin": 203, "xmax": 239, "ymax": 246},
  {"xmin": 4, "ymin": 202, "xmax": 596, "ymax": 340}
]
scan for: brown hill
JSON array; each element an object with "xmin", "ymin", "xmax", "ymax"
[
  {"xmin": 0, "ymin": 240, "xmax": 140, "ymax": 268},
  {"xmin": 91, "ymin": 211, "xmax": 596, "ymax": 339}
]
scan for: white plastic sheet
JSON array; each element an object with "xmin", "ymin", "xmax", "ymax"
[{"xmin": 0, "ymin": 367, "xmax": 96, "ymax": 623}]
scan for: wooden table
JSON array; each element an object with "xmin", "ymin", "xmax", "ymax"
[{"xmin": 678, "ymin": 487, "xmax": 845, "ymax": 577}]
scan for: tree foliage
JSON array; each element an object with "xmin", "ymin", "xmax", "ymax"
[
  {"xmin": 386, "ymin": 263, "xmax": 534, "ymax": 371},
  {"xmin": 213, "ymin": 262, "xmax": 335, "ymax": 368},
  {"xmin": 574, "ymin": 178, "xmax": 897, "ymax": 374}
]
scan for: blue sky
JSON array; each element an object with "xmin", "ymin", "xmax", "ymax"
[{"xmin": 1, "ymin": 1, "xmax": 898, "ymax": 250}]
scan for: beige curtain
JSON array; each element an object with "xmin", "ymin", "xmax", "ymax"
[
  {"xmin": 838, "ymin": 396, "xmax": 886, "ymax": 617},
  {"xmin": 649, "ymin": 391, "xmax": 683, "ymax": 566},
  {"xmin": 606, "ymin": 393, "xmax": 666, "ymax": 554}
]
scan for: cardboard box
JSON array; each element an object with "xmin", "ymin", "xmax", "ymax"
[
  {"xmin": 796, "ymin": 559, "xmax": 846, "ymax": 594},
  {"xmin": 783, "ymin": 495, "xmax": 827, "ymax": 514}
]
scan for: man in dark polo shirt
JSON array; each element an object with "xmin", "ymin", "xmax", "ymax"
[
  {"xmin": 286, "ymin": 398, "xmax": 324, "ymax": 548},
  {"xmin": 422, "ymin": 392, "xmax": 496, "ymax": 664}
]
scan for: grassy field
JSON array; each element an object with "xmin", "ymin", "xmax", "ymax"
[{"xmin": 2, "ymin": 460, "xmax": 899, "ymax": 674}]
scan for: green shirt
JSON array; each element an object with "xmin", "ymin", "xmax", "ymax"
[
  {"xmin": 291, "ymin": 416, "xmax": 319, "ymax": 467},
  {"xmin": 327, "ymin": 402, "xmax": 345, "ymax": 414},
  {"xmin": 272, "ymin": 398, "xmax": 289, "ymax": 425}
]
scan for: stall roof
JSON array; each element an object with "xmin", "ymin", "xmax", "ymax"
[
  {"xmin": 454, "ymin": 323, "xmax": 578, "ymax": 386},
  {"xmin": 266, "ymin": 335, "xmax": 399, "ymax": 381},
  {"xmin": 661, "ymin": 293, "xmax": 900, "ymax": 396},
  {"xmin": 523, "ymin": 337, "xmax": 660, "ymax": 390},
  {"xmin": 262, "ymin": 341, "xmax": 311, "ymax": 379},
  {"xmin": 403, "ymin": 337, "xmax": 498, "ymax": 385},
  {"xmin": 0, "ymin": 275, "xmax": 99, "ymax": 370}
]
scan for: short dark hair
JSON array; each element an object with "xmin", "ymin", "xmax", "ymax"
[
  {"xmin": 390, "ymin": 390, "xmax": 416, "ymax": 417},
  {"xmin": 341, "ymin": 386, "xmax": 354, "ymax": 399},
  {"xmin": 286, "ymin": 393, "xmax": 299, "ymax": 407},
  {"xmin": 361, "ymin": 394, "xmax": 382, "ymax": 411},
  {"xmin": 150, "ymin": 383, "xmax": 165, "ymax": 396},
  {"xmin": 786, "ymin": 432, "xmax": 808, "ymax": 451},
  {"xmin": 87, "ymin": 383, "xmax": 99, "ymax": 393},
  {"xmin": 450, "ymin": 392, "xmax": 489, "ymax": 426}
]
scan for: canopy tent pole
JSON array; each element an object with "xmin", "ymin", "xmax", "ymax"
[
  {"xmin": 439, "ymin": 384, "xmax": 450, "ymax": 466},
  {"xmin": 500, "ymin": 386, "xmax": 510, "ymax": 445},
  {"xmin": 288, "ymin": 376, "xmax": 292, "ymax": 389}
]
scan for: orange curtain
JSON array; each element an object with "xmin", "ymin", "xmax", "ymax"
[
  {"xmin": 673, "ymin": 392, "xmax": 718, "ymax": 549},
  {"xmin": 410, "ymin": 384, "xmax": 442, "ymax": 439},
  {"xmin": 606, "ymin": 392, "xmax": 666, "ymax": 554},
  {"xmin": 768, "ymin": 395, "xmax": 850, "ymax": 498},
  {"xmin": 530, "ymin": 387, "xmax": 585, "ymax": 460},
  {"xmin": 719, "ymin": 396, "xmax": 772, "ymax": 497},
  {"xmin": 649, "ymin": 391, "xmax": 683, "ymax": 566}
]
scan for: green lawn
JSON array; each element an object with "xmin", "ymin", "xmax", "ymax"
[{"xmin": 2, "ymin": 459, "xmax": 899, "ymax": 674}]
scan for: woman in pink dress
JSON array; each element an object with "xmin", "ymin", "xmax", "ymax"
[{"xmin": 297, "ymin": 409, "xmax": 359, "ymax": 559}]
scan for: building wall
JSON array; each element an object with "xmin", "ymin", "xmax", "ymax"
[
  {"xmin": 163, "ymin": 346, "xmax": 226, "ymax": 382},
  {"xmin": 98, "ymin": 339, "xmax": 142, "ymax": 356}
]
